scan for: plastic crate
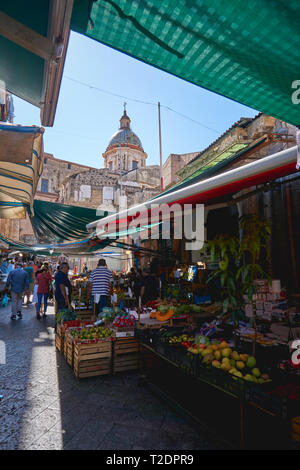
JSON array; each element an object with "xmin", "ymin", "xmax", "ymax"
[
  {"xmin": 196, "ymin": 362, "xmax": 245, "ymax": 398},
  {"xmin": 245, "ymin": 381, "xmax": 288, "ymax": 417},
  {"xmin": 163, "ymin": 344, "xmax": 198, "ymax": 376}
]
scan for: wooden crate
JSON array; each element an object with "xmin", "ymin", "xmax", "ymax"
[
  {"xmin": 75, "ymin": 309, "xmax": 93, "ymax": 322},
  {"xmin": 64, "ymin": 333, "xmax": 74, "ymax": 368},
  {"xmin": 114, "ymin": 337, "xmax": 139, "ymax": 355},
  {"xmin": 113, "ymin": 353, "xmax": 139, "ymax": 373},
  {"xmin": 113, "ymin": 337, "xmax": 140, "ymax": 374},
  {"xmin": 55, "ymin": 333, "xmax": 64, "ymax": 353},
  {"xmin": 56, "ymin": 323, "xmax": 64, "ymax": 337},
  {"xmin": 63, "ymin": 335, "xmax": 68, "ymax": 358},
  {"xmin": 73, "ymin": 340, "xmax": 112, "ymax": 379}
]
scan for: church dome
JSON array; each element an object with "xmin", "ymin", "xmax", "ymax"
[
  {"xmin": 106, "ymin": 109, "xmax": 143, "ymax": 151},
  {"xmin": 106, "ymin": 128, "xmax": 143, "ymax": 150}
]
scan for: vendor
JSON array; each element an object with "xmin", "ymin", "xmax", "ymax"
[
  {"xmin": 140, "ymin": 268, "xmax": 159, "ymax": 305},
  {"xmin": 54, "ymin": 262, "xmax": 71, "ymax": 311},
  {"xmin": 88, "ymin": 259, "xmax": 113, "ymax": 320}
]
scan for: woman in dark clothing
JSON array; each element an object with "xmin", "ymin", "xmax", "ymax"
[
  {"xmin": 140, "ymin": 268, "xmax": 159, "ymax": 305},
  {"xmin": 133, "ymin": 269, "xmax": 143, "ymax": 301}
]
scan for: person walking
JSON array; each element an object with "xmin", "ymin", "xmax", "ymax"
[
  {"xmin": 24, "ymin": 261, "xmax": 34, "ymax": 304},
  {"xmin": 0, "ymin": 258, "xmax": 8, "ymax": 274},
  {"xmin": 5, "ymin": 262, "xmax": 29, "ymax": 320},
  {"xmin": 54, "ymin": 262, "xmax": 71, "ymax": 311},
  {"xmin": 88, "ymin": 259, "xmax": 113, "ymax": 321},
  {"xmin": 36, "ymin": 264, "xmax": 52, "ymax": 319}
]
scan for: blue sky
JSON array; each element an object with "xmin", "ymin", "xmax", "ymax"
[{"xmin": 13, "ymin": 31, "xmax": 258, "ymax": 168}]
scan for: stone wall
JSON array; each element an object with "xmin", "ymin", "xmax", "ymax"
[
  {"xmin": 176, "ymin": 114, "xmax": 297, "ymax": 183},
  {"xmin": 58, "ymin": 166, "xmax": 161, "ymax": 213},
  {"xmin": 163, "ymin": 152, "xmax": 201, "ymax": 188}
]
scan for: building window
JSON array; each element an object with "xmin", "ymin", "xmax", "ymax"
[
  {"xmin": 109, "ymin": 162, "xmax": 113, "ymax": 171},
  {"xmin": 44, "ymin": 158, "xmax": 47, "ymax": 164},
  {"xmin": 41, "ymin": 179, "xmax": 49, "ymax": 193},
  {"xmin": 67, "ymin": 163, "xmax": 71, "ymax": 169},
  {"xmin": 132, "ymin": 161, "xmax": 138, "ymax": 170}
]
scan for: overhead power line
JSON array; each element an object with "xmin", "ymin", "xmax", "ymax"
[{"xmin": 64, "ymin": 75, "xmax": 221, "ymax": 135}]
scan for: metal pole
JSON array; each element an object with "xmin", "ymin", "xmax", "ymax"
[{"xmin": 158, "ymin": 102, "xmax": 163, "ymax": 192}]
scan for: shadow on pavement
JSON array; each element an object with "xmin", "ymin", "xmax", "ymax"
[{"xmin": 0, "ymin": 302, "xmax": 217, "ymax": 450}]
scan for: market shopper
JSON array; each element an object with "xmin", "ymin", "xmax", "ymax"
[
  {"xmin": 0, "ymin": 258, "xmax": 8, "ymax": 274},
  {"xmin": 140, "ymin": 268, "xmax": 159, "ymax": 305},
  {"xmin": 88, "ymin": 259, "xmax": 113, "ymax": 320},
  {"xmin": 133, "ymin": 269, "xmax": 143, "ymax": 301},
  {"xmin": 36, "ymin": 265, "xmax": 52, "ymax": 319},
  {"xmin": 23, "ymin": 261, "xmax": 34, "ymax": 304},
  {"xmin": 5, "ymin": 263, "xmax": 29, "ymax": 320},
  {"xmin": 54, "ymin": 262, "xmax": 71, "ymax": 311}
]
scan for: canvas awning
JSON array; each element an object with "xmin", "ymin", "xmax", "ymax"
[
  {"xmin": 87, "ymin": 145, "xmax": 298, "ymax": 230},
  {"xmin": 0, "ymin": 123, "xmax": 44, "ymax": 218},
  {"xmin": 31, "ymin": 199, "xmax": 109, "ymax": 243},
  {"xmin": 0, "ymin": 233, "xmax": 112, "ymax": 256},
  {"xmin": 0, "ymin": 0, "xmax": 73, "ymax": 126},
  {"xmin": 71, "ymin": 0, "xmax": 300, "ymax": 126}
]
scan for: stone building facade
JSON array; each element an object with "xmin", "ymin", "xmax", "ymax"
[
  {"xmin": 58, "ymin": 109, "xmax": 160, "ymax": 213},
  {"xmin": 0, "ymin": 109, "xmax": 161, "ymax": 243},
  {"xmin": 176, "ymin": 114, "xmax": 297, "ymax": 183},
  {"xmin": 162, "ymin": 152, "xmax": 201, "ymax": 189},
  {"xmin": 35, "ymin": 152, "xmax": 96, "ymax": 202}
]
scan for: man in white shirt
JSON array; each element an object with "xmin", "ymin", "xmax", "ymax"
[{"xmin": 88, "ymin": 259, "xmax": 113, "ymax": 320}]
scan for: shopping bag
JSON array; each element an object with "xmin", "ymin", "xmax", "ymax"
[{"xmin": 1, "ymin": 293, "xmax": 9, "ymax": 308}]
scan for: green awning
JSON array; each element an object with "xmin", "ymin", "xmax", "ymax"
[
  {"xmin": 153, "ymin": 137, "xmax": 267, "ymax": 198},
  {"xmin": 0, "ymin": 0, "xmax": 73, "ymax": 126},
  {"xmin": 71, "ymin": 0, "xmax": 300, "ymax": 126},
  {"xmin": 0, "ymin": 232, "xmax": 113, "ymax": 256},
  {"xmin": 31, "ymin": 200, "xmax": 109, "ymax": 243}
]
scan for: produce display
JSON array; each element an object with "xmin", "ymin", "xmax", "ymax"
[
  {"xmin": 187, "ymin": 337, "xmax": 271, "ymax": 383},
  {"xmin": 113, "ymin": 314, "xmax": 136, "ymax": 329},
  {"xmin": 149, "ymin": 302, "xmax": 204, "ymax": 322},
  {"xmin": 70, "ymin": 326, "xmax": 114, "ymax": 343},
  {"xmin": 114, "ymin": 288, "xmax": 125, "ymax": 304},
  {"xmin": 156, "ymin": 307, "xmax": 174, "ymax": 322},
  {"xmin": 166, "ymin": 285, "xmax": 180, "ymax": 299},
  {"xmin": 98, "ymin": 307, "xmax": 114, "ymax": 322},
  {"xmin": 168, "ymin": 333, "xmax": 194, "ymax": 346},
  {"xmin": 56, "ymin": 309, "xmax": 77, "ymax": 323}
]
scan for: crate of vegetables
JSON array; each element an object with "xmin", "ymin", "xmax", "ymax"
[
  {"xmin": 113, "ymin": 313, "xmax": 136, "ymax": 336},
  {"xmin": 57, "ymin": 320, "xmax": 92, "ymax": 357},
  {"xmin": 55, "ymin": 314, "xmax": 77, "ymax": 352},
  {"xmin": 70, "ymin": 326, "xmax": 114, "ymax": 379}
]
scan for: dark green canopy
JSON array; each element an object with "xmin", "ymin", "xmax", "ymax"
[
  {"xmin": 71, "ymin": 0, "xmax": 300, "ymax": 126},
  {"xmin": 31, "ymin": 199, "xmax": 109, "ymax": 243}
]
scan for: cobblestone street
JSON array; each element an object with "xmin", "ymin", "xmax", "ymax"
[{"xmin": 0, "ymin": 302, "xmax": 217, "ymax": 450}]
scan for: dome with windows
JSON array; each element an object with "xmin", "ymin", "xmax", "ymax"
[{"xmin": 106, "ymin": 109, "xmax": 143, "ymax": 151}]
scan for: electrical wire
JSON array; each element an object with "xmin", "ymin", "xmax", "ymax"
[{"xmin": 64, "ymin": 75, "xmax": 221, "ymax": 135}]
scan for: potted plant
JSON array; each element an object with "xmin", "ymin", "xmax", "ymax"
[{"xmin": 205, "ymin": 215, "xmax": 271, "ymax": 352}]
